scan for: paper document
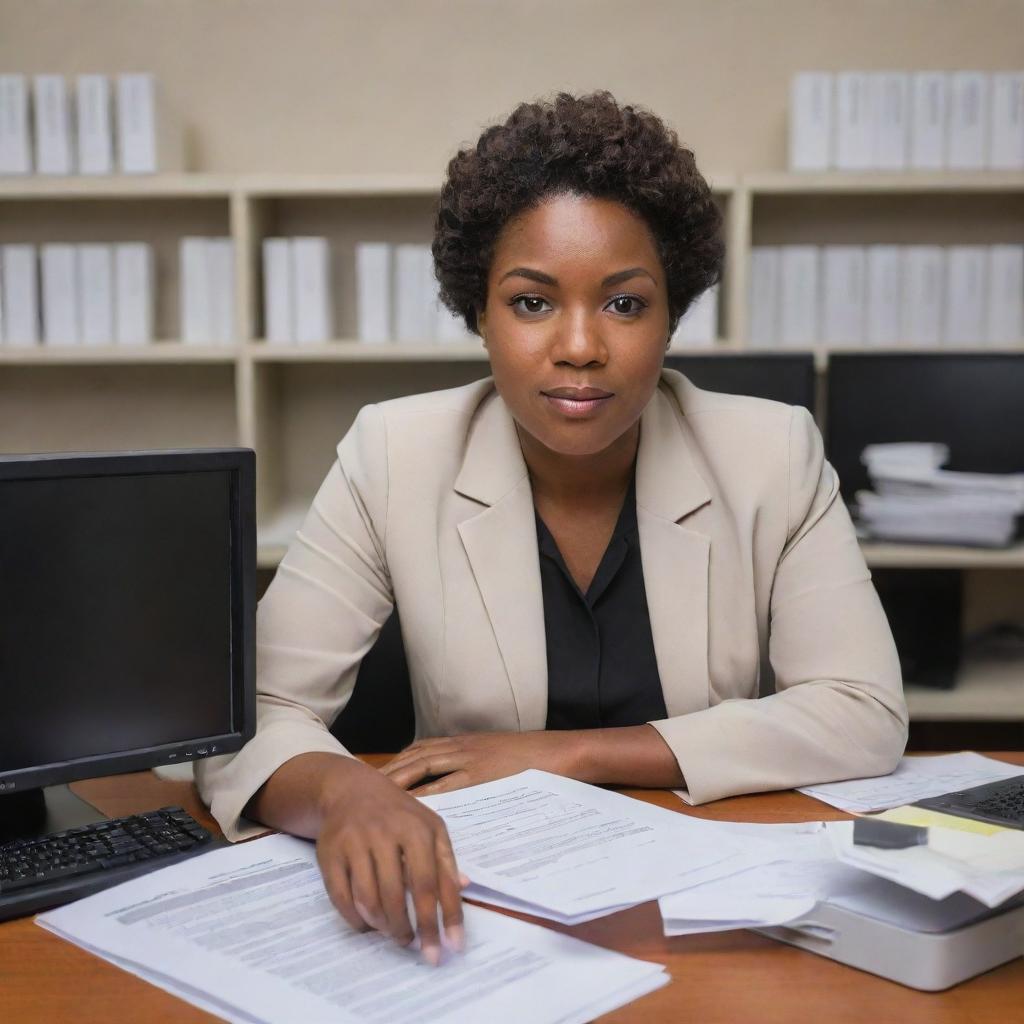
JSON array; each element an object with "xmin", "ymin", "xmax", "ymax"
[
  {"xmin": 420, "ymin": 770, "xmax": 758, "ymax": 923},
  {"xmin": 797, "ymin": 753, "xmax": 1024, "ymax": 813},
  {"xmin": 37, "ymin": 833, "xmax": 667, "ymax": 1024},
  {"xmin": 827, "ymin": 820, "xmax": 1024, "ymax": 907},
  {"xmin": 659, "ymin": 821, "xmax": 862, "ymax": 934}
]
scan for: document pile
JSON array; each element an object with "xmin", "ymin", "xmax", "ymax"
[
  {"xmin": 37, "ymin": 833, "xmax": 668, "ymax": 1024},
  {"xmin": 854, "ymin": 442, "xmax": 1024, "ymax": 547},
  {"xmin": 797, "ymin": 751, "xmax": 1024, "ymax": 813},
  {"xmin": 420, "ymin": 770, "xmax": 762, "ymax": 924}
]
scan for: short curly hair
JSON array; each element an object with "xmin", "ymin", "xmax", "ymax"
[{"xmin": 433, "ymin": 90, "xmax": 724, "ymax": 337}]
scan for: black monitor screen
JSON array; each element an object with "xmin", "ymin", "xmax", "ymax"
[
  {"xmin": 826, "ymin": 354, "xmax": 1024, "ymax": 501},
  {"xmin": 0, "ymin": 468, "xmax": 238, "ymax": 774},
  {"xmin": 666, "ymin": 353, "xmax": 816, "ymax": 411}
]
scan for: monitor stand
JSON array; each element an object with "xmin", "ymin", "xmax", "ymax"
[{"xmin": 0, "ymin": 785, "xmax": 107, "ymax": 843}]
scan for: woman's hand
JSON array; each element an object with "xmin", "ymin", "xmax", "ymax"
[
  {"xmin": 313, "ymin": 759, "xmax": 468, "ymax": 965},
  {"xmin": 380, "ymin": 731, "xmax": 585, "ymax": 795}
]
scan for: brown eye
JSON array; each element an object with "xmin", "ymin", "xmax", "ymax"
[
  {"xmin": 607, "ymin": 295, "xmax": 645, "ymax": 315},
  {"xmin": 511, "ymin": 295, "xmax": 551, "ymax": 315}
]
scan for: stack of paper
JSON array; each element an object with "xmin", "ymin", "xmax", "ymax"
[
  {"xmin": 855, "ymin": 442, "xmax": 1024, "ymax": 547},
  {"xmin": 38, "ymin": 833, "xmax": 668, "ymax": 1024},
  {"xmin": 797, "ymin": 752, "xmax": 1024, "ymax": 814},
  {"xmin": 421, "ymin": 770, "xmax": 763, "ymax": 924}
]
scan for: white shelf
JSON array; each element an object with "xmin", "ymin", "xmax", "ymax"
[
  {"xmin": 746, "ymin": 171, "xmax": 1024, "ymax": 194},
  {"xmin": 862, "ymin": 542, "xmax": 1024, "ymax": 570},
  {"xmin": 249, "ymin": 341, "xmax": 489, "ymax": 362},
  {"xmin": 0, "ymin": 343, "xmax": 239, "ymax": 364},
  {"xmin": 906, "ymin": 652, "xmax": 1024, "ymax": 721},
  {"xmin": 0, "ymin": 173, "xmax": 235, "ymax": 199}
]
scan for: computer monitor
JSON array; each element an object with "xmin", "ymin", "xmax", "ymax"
[
  {"xmin": 826, "ymin": 353, "xmax": 1024, "ymax": 502},
  {"xmin": 665, "ymin": 352, "xmax": 817, "ymax": 411},
  {"xmin": 0, "ymin": 449, "xmax": 256, "ymax": 841}
]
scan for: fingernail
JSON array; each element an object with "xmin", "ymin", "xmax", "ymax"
[
  {"xmin": 444, "ymin": 923, "xmax": 465, "ymax": 953},
  {"xmin": 354, "ymin": 900, "xmax": 379, "ymax": 928},
  {"xmin": 458, "ymin": 872, "xmax": 471, "ymax": 888},
  {"xmin": 422, "ymin": 943, "xmax": 441, "ymax": 966}
]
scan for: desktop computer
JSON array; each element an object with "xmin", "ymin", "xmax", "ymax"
[
  {"xmin": 665, "ymin": 351, "xmax": 817, "ymax": 411},
  {"xmin": 0, "ymin": 448, "xmax": 256, "ymax": 918}
]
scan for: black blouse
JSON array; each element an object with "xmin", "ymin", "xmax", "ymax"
[{"xmin": 536, "ymin": 471, "xmax": 668, "ymax": 731}]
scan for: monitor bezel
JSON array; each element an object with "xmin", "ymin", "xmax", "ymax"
[{"xmin": 0, "ymin": 448, "xmax": 256, "ymax": 794}]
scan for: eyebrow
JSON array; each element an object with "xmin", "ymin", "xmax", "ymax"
[{"xmin": 498, "ymin": 266, "xmax": 656, "ymax": 288}]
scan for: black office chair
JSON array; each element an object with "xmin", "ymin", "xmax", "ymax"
[{"xmin": 329, "ymin": 609, "xmax": 416, "ymax": 753}]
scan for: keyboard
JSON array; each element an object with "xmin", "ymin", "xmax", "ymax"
[
  {"xmin": 916, "ymin": 775, "xmax": 1024, "ymax": 830},
  {"xmin": 0, "ymin": 806, "xmax": 220, "ymax": 922}
]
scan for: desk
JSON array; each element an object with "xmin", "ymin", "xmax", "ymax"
[{"xmin": 3, "ymin": 754, "xmax": 1023, "ymax": 1024}]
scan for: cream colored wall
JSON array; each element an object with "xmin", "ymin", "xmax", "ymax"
[{"xmin": 1, "ymin": 0, "xmax": 1022, "ymax": 177}]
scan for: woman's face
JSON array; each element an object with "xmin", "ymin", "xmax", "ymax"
[{"xmin": 477, "ymin": 192, "xmax": 670, "ymax": 459}]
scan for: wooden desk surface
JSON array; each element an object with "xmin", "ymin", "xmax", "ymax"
[{"xmin": 2, "ymin": 753, "xmax": 1023, "ymax": 1024}]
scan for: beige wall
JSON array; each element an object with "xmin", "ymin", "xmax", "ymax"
[{"xmin": 1, "ymin": 0, "xmax": 1022, "ymax": 177}]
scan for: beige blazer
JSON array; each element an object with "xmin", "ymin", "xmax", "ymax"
[{"xmin": 197, "ymin": 369, "xmax": 908, "ymax": 841}]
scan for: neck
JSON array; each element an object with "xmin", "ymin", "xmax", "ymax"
[{"xmin": 517, "ymin": 421, "xmax": 640, "ymax": 507}]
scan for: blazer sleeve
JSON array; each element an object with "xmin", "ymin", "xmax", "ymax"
[
  {"xmin": 649, "ymin": 404, "xmax": 909, "ymax": 805},
  {"xmin": 194, "ymin": 404, "xmax": 395, "ymax": 841}
]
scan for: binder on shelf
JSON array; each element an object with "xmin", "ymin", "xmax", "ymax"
[
  {"xmin": 834, "ymin": 72, "xmax": 873, "ymax": 171},
  {"xmin": 40, "ymin": 244, "xmax": 79, "ymax": 345},
  {"xmin": 208, "ymin": 238, "xmax": 235, "ymax": 344},
  {"xmin": 865, "ymin": 245, "xmax": 902, "ymax": 347},
  {"xmin": 262, "ymin": 238, "xmax": 293, "ymax": 343},
  {"xmin": 789, "ymin": 72, "xmax": 832, "ymax": 171},
  {"xmin": 1, "ymin": 244, "xmax": 40, "ymax": 346},
  {"xmin": 900, "ymin": 246, "xmax": 944, "ymax": 346},
  {"xmin": 870, "ymin": 72, "xmax": 909, "ymax": 171},
  {"xmin": 114, "ymin": 243, "xmax": 153, "ymax": 345},
  {"xmin": 748, "ymin": 247, "xmax": 780, "ymax": 348},
  {"xmin": 355, "ymin": 241, "xmax": 392, "ymax": 343},
  {"xmin": 671, "ymin": 285, "xmax": 718, "ymax": 348},
  {"xmin": 943, "ymin": 246, "xmax": 987, "ymax": 346},
  {"xmin": 33, "ymin": 74, "xmax": 74, "ymax": 175},
  {"xmin": 291, "ymin": 237, "xmax": 333, "ymax": 344},
  {"xmin": 77, "ymin": 244, "xmax": 114, "ymax": 346},
  {"xmin": 986, "ymin": 245, "xmax": 1024, "ymax": 345},
  {"xmin": 822, "ymin": 246, "xmax": 866, "ymax": 346},
  {"xmin": 946, "ymin": 72, "xmax": 989, "ymax": 171},
  {"xmin": 0, "ymin": 74, "xmax": 32, "ymax": 174},
  {"xmin": 180, "ymin": 237, "xmax": 212, "ymax": 344},
  {"xmin": 75, "ymin": 74, "xmax": 114, "ymax": 176},
  {"xmin": 910, "ymin": 72, "xmax": 948, "ymax": 170},
  {"xmin": 779, "ymin": 246, "xmax": 819, "ymax": 348},
  {"xmin": 988, "ymin": 72, "xmax": 1024, "ymax": 170},
  {"xmin": 116, "ymin": 73, "xmax": 184, "ymax": 174},
  {"xmin": 394, "ymin": 243, "xmax": 433, "ymax": 342}
]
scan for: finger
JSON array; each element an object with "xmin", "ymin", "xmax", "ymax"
[
  {"xmin": 402, "ymin": 834, "xmax": 443, "ymax": 966},
  {"xmin": 381, "ymin": 744, "xmax": 458, "ymax": 777},
  {"xmin": 388, "ymin": 754, "xmax": 466, "ymax": 791},
  {"xmin": 316, "ymin": 849, "xmax": 370, "ymax": 934},
  {"xmin": 371, "ymin": 843, "xmax": 416, "ymax": 947},
  {"xmin": 346, "ymin": 846, "xmax": 386, "ymax": 934},
  {"xmin": 433, "ymin": 832, "xmax": 465, "ymax": 953},
  {"xmin": 410, "ymin": 770, "xmax": 474, "ymax": 797}
]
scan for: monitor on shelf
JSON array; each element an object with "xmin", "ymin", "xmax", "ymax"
[
  {"xmin": 825, "ymin": 353, "xmax": 1024, "ymax": 503},
  {"xmin": 665, "ymin": 351, "xmax": 817, "ymax": 411},
  {"xmin": 0, "ymin": 449, "xmax": 256, "ymax": 842}
]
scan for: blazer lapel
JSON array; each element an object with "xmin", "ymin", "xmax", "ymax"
[
  {"xmin": 455, "ymin": 392, "xmax": 548, "ymax": 732},
  {"xmin": 636, "ymin": 384, "xmax": 713, "ymax": 717}
]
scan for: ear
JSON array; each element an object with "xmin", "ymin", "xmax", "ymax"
[{"xmin": 476, "ymin": 307, "xmax": 488, "ymax": 346}]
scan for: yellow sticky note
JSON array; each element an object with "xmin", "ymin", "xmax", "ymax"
[{"xmin": 873, "ymin": 805, "xmax": 1010, "ymax": 836}]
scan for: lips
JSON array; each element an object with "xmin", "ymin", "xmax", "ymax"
[{"xmin": 540, "ymin": 386, "xmax": 614, "ymax": 419}]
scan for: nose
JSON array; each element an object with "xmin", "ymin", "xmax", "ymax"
[{"xmin": 551, "ymin": 307, "xmax": 608, "ymax": 367}]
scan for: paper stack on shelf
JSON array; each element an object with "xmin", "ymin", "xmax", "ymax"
[
  {"xmin": 670, "ymin": 284, "xmax": 719, "ymax": 348},
  {"xmin": 33, "ymin": 74, "xmax": 74, "ymax": 175},
  {"xmin": 114, "ymin": 243, "xmax": 154, "ymax": 345},
  {"xmin": 75, "ymin": 74, "xmax": 114, "ymax": 175},
  {"xmin": 854, "ymin": 442, "xmax": 1024, "ymax": 547},
  {"xmin": 116, "ymin": 73, "xmax": 184, "ymax": 174},
  {"xmin": 0, "ymin": 74, "xmax": 32, "ymax": 174},
  {"xmin": 0, "ymin": 244, "xmax": 39, "ymax": 346},
  {"xmin": 260, "ymin": 236, "xmax": 332, "ymax": 344},
  {"xmin": 40, "ymin": 243, "xmax": 79, "ymax": 344}
]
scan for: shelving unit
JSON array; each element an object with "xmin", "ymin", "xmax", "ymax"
[{"xmin": 2, "ymin": 170, "xmax": 1022, "ymax": 723}]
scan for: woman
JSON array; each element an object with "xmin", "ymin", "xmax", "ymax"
[{"xmin": 196, "ymin": 91, "xmax": 907, "ymax": 964}]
